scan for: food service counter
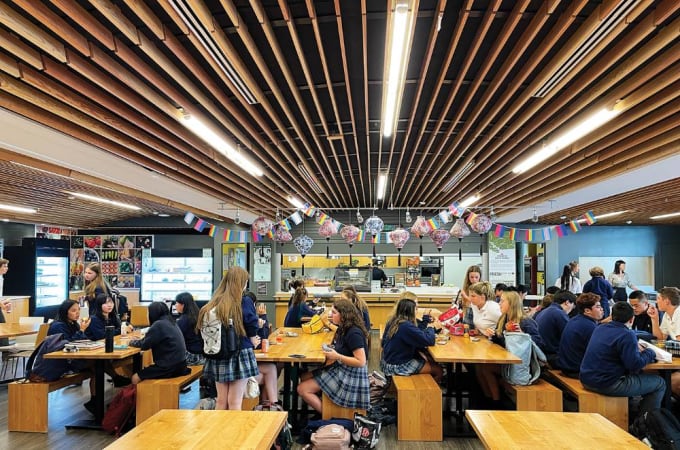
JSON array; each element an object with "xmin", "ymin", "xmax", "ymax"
[
  {"xmin": 274, "ymin": 291, "xmax": 456, "ymax": 330},
  {"xmin": 0, "ymin": 296, "xmax": 30, "ymax": 323}
]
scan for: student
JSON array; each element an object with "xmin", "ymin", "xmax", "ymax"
[
  {"xmin": 557, "ymin": 293, "xmax": 604, "ymax": 378},
  {"xmin": 531, "ymin": 294, "xmax": 554, "ymax": 320},
  {"xmin": 648, "ymin": 287, "xmax": 680, "ymax": 396},
  {"xmin": 0, "ymin": 257, "xmax": 8, "ymax": 297},
  {"xmin": 197, "ymin": 267, "xmax": 259, "ymax": 410},
  {"xmin": 381, "ymin": 296, "xmax": 442, "ymax": 381},
  {"xmin": 286, "ymin": 279, "xmax": 304, "ymax": 307},
  {"xmin": 580, "ymin": 302, "xmax": 664, "ymax": 414},
  {"xmin": 48, "ymin": 299, "xmax": 90, "ymax": 341},
  {"xmin": 85, "ymin": 293, "xmax": 130, "ymax": 340},
  {"xmin": 82, "ymin": 263, "xmax": 110, "ymax": 314},
  {"xmin": 582, "ymin": 266, "xmax": 614, "ymax": 318},
  {"xmin": 243, "ymin": 291, "xmax": 279, "ymax": 405},
  {"xmin": 457, "ymin": 265, "xmax": 482, "ymax": 326},
  {"xmin": 535, "ymin": 290, "xmax": 576, "ymax": 367},
  {"xmin": 341, "ymin": 286, "xmax": 371, "ymax": 332},
  {"xmin": 477, "ymin": 291, "xmax": 542, "ymax": 407},
  {"xmin": 175, "ymin": 292, "xmax": 205, "ymax": 366},
  {"xmin": 555, "ymin": 261, "xmax": 582, "ymax": 294},
  {"xmin": 629, "ymin": 290, "xmax": 654, "ymax": 335},
  {"xmin": 297, "ymin": 298, "xmax": 370, "ymax": 413},
  {"xmin": 469, "ymin": 281, "xmax": 501, "ymax": 333},
  {"xmin": 493, "ymin": 283, "xmax": 507, "ymax": 302},
  {"xmin": 608, "ymin": 260, "xmax": 638, "ymax": 303},
  {"xmin": 284, "ymin": 287, "xmax": 315, "ymax": 328},
  {"xmin": 130, "ymin": 302, "xmax": 189, "ymax": 384}
]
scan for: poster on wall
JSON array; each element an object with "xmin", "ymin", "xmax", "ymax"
[
  {"xmin": 488, "ymin": 232, "xmax": 516, "ymax": 287},
  {"xmin": 253, "ymin": 244, "xmax": 272, "ymax": 282},
  {"xmin": 222, "ymin": 243, "xmax": 248, "ymax": 276}
]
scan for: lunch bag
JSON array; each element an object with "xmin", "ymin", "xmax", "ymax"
[
  {"xmin": 630, "ymin": 408, "xmax": 680, "ymax": 450},
  {"xmin": 302, "ymin": 314, "xmax": 324, "ymax": 334},
  {"xmin": 311, "ymin": 424, "xmax": 352, "ymax": 450}
]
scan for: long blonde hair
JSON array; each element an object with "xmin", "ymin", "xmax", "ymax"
[
  {"xmin": 496, "ymin": 291, "xmax": 526, "ymax": 337},
  {"xmin": 341, "ymin": 287, "xmax": 369, "ymax": 314},
  {"xmin": 197, "ymin": 266, "xmax": 249, "ymax": 336},
  {"xmin": 84, "ymin": 263, "xmax": 108, "ymax": 299}
]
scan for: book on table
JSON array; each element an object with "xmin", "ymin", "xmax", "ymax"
[{"xmin": 69, "ymin": 340, "xmax": 105, "ymax": 350}]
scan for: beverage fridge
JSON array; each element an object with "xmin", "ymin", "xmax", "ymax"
[
  {"xmin": 4, "ymin": 238, "xmax": 70, "ymax": 315},
  {"xmin": 141, "ymin": 248, "xmax": 213, "ymax": 302}
]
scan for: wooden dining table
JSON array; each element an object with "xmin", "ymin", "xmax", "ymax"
[
  {"xmin": 0, "ymin": 322, "xmax": 41, "ymax": 339},
  {"xmin": 645, "ymin": 355, "xmax": 680, "ymax": 408},
  {"xmin": 465, "ymin": 410, "xmax": 648, "ymax": 449},
  {"xmin": 44, "ymin": 334, "xmax": 142, "ymax": 429},
  {"xmin": 104, "ymin": 409, "xmax": 288, "ymax": 450},
  {"xmin": 254, "ymin": 327, "xmax": 334, "ymax": 429}
]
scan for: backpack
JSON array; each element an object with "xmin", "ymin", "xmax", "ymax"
[
  {"xmin": 630, "ymin": 408, "xmax": 680, "ymax": 450},
  {"xmin": 201, "ymin": 312, "xmax": 240, "ymax": 360},
  {"xmin": 25, "ymin": 333, "xmax": 70, "ymax": 382},
  {"xmin": 311, "ymin": 424, "xmax": 352, "ymax": 450},
  {"xmin": 102, "ymin": 385, "xmax": 137, "ymax": 436},
  {"xmin": 298, "ymin": 419, "xmax": 354, "ymax": 446},
  {"xmin": 501, "ymin": 331, "xmax": 546, "ymax": 386},
  {"xmin": 199, "ymin": 374, "xmax": 217, "ymax": 399}
]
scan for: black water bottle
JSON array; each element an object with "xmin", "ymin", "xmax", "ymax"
[
  {"xmin": 105, "ymin": 325, "xmax": 115, "ymax": 353},
  {"xmin": 226, "ymin": 318, "xmax": 237, "ymax": 353}
]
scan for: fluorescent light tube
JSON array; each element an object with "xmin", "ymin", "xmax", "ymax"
[
  {"xmin": 382, "ymin": 1, "xmax": 413, "ymax": 137},
  {"xmin": 0, "ymin": 204, "xmax": 37, "ymax": 214},
  {"xmin": 69, "ymin": 193, "xmax": 141, "ymax": 210},
  {"xmin": 377, "ymin": 173, "xmax": 388, "ymax": 200},
  {"xmin": 459, "ymin": 194, "xmax": 480, "ymax": 208},
  {"xmin": 442, "ymin": 160, "xmax": 475, "ymax": 192},
  {"xmin": 513, "ymin": 108, "xmax": 619, "ymax": 174},
  {"xmin": 651, "ymin": 212, "xmax": 680, "ymax": 220},
  {"xmin": 180, "ymin": 113, "xmax": 263, "ymax": 177},
  {"xmin": 287, "ymin": 195, "xmax": 305, "ymax": 210},
  {"xmin": 297, "ymin": 163, "xmax": 323, "ymax": 194},
  {"xmin": 577, "ymin": 210, "xmax": 626, "ymax": 223}
]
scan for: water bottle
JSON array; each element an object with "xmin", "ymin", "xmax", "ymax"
[
  {"xmin": 105, "ymin": 326, "xmax": 115, "ymax": 352},
  {"xmin": 226, "ymin": 318, "xmax": 237, "ymax": 353},
  {"xmin": 121, "ymin": 322, "xmax": 128, "ymax": 336}
]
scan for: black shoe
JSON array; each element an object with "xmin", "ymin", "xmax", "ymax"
[
  {"xmin": 84, "ymin": 398, "xmax": 96, "ymax": 416},
  {"xmin": 112, "ymin": 375, "xmax": 131, "ymax": 387}
]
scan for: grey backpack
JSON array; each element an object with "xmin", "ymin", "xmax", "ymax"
[{"xmin": 501, "ymin": 331, "xmax": 546, "ymax": 385}]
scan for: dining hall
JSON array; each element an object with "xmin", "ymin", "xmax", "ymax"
[{"xmin": 0, "ymin": 0, "xmax": 679, "ymax": 448}]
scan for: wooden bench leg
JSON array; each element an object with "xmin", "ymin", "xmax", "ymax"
[
  {"xmin": 321, "ymin": 392, "xmax": 365, "ymax": 421},
  {"xmin": 579, "ymin": 393, "xmax": 629, "ymax": 430},
  {"xmin": 394, "ymin": 375, "xmax": 442, "ymax": 441},
  {"xmin": 8, "ymin": 382, "xmax": 50, "ymax": 433},
  {"xmin": 136, "ymin": 383, "xmax": 181, "ymax": 426}
]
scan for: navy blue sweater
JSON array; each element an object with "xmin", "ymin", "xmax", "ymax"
[
  {"xmin": 558, "ymin": 314, "xmax": 598, "ymax": 374},
  {"xmin": 85, "ymin": 314, "xmax": 121, "ymax": 341},
  {"xmin": 582, "ymin": 277, "xmax": 614, "ymax": 318},
  {"xmin": 381, "ymin": 320, "xmax": 435, "ymax": 365},
  {"xmin": 176, "ymin": 314, "xmax": 204, "ymax": 354},
  {"xmin": 580, "ymin": 321, "xmax": 656, "ymax": 388},
  {"xmin": 283, "ymin": 302, "xmax": 316, "ymax": 328},
  {"xmin": 535, "ymin": 303, "xmax": 569, "ymax": 354},
  {"xmin": 130, "ymin": 318, "xmax": 187, "ymax": 368},
  {"xmin": 47, "ymin": 320, "xmax": 88, "ymax": 341}
]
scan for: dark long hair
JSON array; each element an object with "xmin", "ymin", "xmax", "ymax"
[
  {"xmin": 559, "ymin": 265, "xmax": 573, "ymax": 290},
  {"xmin": 148, "ymin": 301, "xmax": 172, "ymax": 325},
  {"xmin": 290, "ymin": 287, "xmax": 308, "ymax": 307},
  {"xmin": 614, "ymin": 260, "xmax": 626, "ymax": 275},
  {"xmin": 175, "ymin": 292, "xmax": 199, "ymax": 330},
  {"xmin": 385, "ymin": 297, "xmax": 417, "ymax": 339},
  {"xmin": 56, "ymin": 299, "xmax": 80, "ymax": 334},
  {"xmin": 91, "ymin": 293, "xmax": 121, "ymax": 328},
  {"xmin": 333, "ymin": 298, "xmax": 369, "ymax": 340}
]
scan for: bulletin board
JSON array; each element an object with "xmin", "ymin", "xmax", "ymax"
[{"xmin": 222, "ymin": 243, "xmax": 249, "ymax": 276}]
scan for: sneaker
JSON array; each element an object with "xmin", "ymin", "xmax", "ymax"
[
  {"xmin": 112, "ymin": 375, "xmax": 131, "ymax": 387},
  {"xmin": 83, "ymin": 398, "xmax": 96, "ymax": 416}
]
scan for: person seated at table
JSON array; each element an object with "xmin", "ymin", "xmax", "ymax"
[
  {"xmin": 380, "ymin": 296, "xmax": 442, "ymax": 381},
  {"xmin": 477, "ymin": 291, "xmax": 542, "ymax": 407},
  {"xmin": 535, "ymin": 290, "xmax": 575, "ymax": 367},
  {"xmin": 341, "ymin": 286, "xmax": 371, "ymax": 333},
  {"xmin": 629, "ymin": 290, "xmax": 655, "ymax": 335},
  {"xmin": 648, "ymin": 287, "xmax": 680, "ymax": 396},
  {"xmin": 243, "ymin": 291, "xmax": 279, "ymax": 405},
  {"xmin": 175, "ymin": 292, "xmax": 205, "ymax": 366},
  {"xmin": 287, "ymin": 279, "xmax": 304, "ymax": 307},
  {"xmin": 129, "ymin": 302, "xmax": 189, "ymax": 384},
  {"xmin": 580, "ymin": 302, "xmax": 665, "ymax": 414},
  {"xmin": 557, "ymin": 293, "xmax": 604, "ymax": 378},
  {"xmin": 48, "ymin": 299, "xmax": 90, "ymax": 341},
  {"xmin": 494, "ymin": 283, "xmax": 507, "ymax": 302},
  {"xmin": 297, "ymin": 298, "xmax": 370, "ymax": 414},
  {"xmin": 284, "ymin": 287, "xmax": 315, "ymax": 328},
  {"xmin": 469, "ymin": 281, "xmax": 501, "ymax": 333},
  {"xmin": 85, "ymin": 293, "xmax": 132, "ymax": 340},
  {"xmin": 582, "ymin": 266, "xmax": 614, "ymax": 319}
]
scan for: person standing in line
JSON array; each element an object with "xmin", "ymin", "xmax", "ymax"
[
  {"xmin": 372, "ymin": 261, "xmax": 387, "ymax": 287},
  {"xmin": 555, "ymin": 261, "xmax": 582, "ymax": 294},
  {"xmin": 582, "ymin": 266, "xmax": 614, "ymax": 318},
  {"xmin": 82, "ymin": 263, "xmax": 110, "ymax": 315},
  {"xmin": 457, "ymin": 265, "xmax": 482, "ymax": 326},
  {"xmin": 197, "ymin": 267, "xmax": 260, "ymax": 410},
  {"xmin": 608, "ymin": 260, "xmax": 638, "ymax": 303}
]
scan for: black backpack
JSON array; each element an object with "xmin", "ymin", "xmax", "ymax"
[
  {"xmin": 25, "ymin": 333, "xmax": 70, "ymax": 382},
  {"xmin": 630, "ymin": 408, "xmax": 680, "ymax": 450}
]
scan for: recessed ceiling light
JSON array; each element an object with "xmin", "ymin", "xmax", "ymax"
[
  {"xmin": 2, "ymin": 219, "xmax": 9, "ymax": 222},
  {"xmin": 559, "ymin": 215, "xmax": 567, "ymax": 220},
  {"xmin": 68, "ymin": 192, "xmax": 141, "ymax": 210},
  {"xmin": 650, "ymin": 212, "xmax": 680, "ymax": 220},
  {"xmin": 0, "ymin": 203, "xmax": 37, "ymax": 214},
  {"xmin": 157, "ymin": 213, "xmax": 170, "ymax": 217},
  {"xmin": 626, "ymin": 220, "xmax": 632, "ymax": 224}
]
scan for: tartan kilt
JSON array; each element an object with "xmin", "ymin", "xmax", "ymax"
[
  {"xmin": 380, "ymin": 357, "xmax": 425, "ymax": 377},
  {"xmin": 315, "ymin": 362, "xmax": 370, "ymax": 409},
  {"xmin": 204, "ymin": 347, "xmax": 259, "ymax": 382}
]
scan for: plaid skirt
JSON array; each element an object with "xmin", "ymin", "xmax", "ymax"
[
  {"xmin": 314, "ymin": 362, "xmax": 370, "ymax": 409},
  {"xmin": 186, "ymin": 351, "xmax": 206, "ymax": 366},
  {"xmin": 380, "ymin": 357, "xmax": 425, "ymax": 377},
  {"xmin": 204, "ymin": 348, "xmax": 259, "ymax": 382}
]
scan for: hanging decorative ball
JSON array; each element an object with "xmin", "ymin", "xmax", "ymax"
[
  {"xmin": 318, "ymin": 220, "xmax": 339, "ymax": 239},
  {"xmin": 364, "ymin": 215, "xmax": 384, "ymax": 236},
  {"xmin": 410, "ymin": 216, "xmax": 430, "ymax": 238},
  {"xmin": 293, "ymin": 235, "xmax": 314, "ymax": 256},
  {"xmin": 340, "ymin": 225, "xmax": 360, "ymax": 244},
  {"xmin": 251, "ymin": 216, "xmax": 273, "ymax": 236},
  {"xmin": 389, "ymin": 228, "xmax": 410, "ymax": 250},
  {"xmin": 430, "ymin": 229, "xmax": 450, "ymax": 251},
  {"xmin": 273, "ymin": 226, "xmax": 293, "ymax": 243},
  {"xmin": 471, "ymin": 214, "xmax": 493, "ymax": 234},
  {"xmin": 450, "ymin": 218, "xmax": 471, "ymax": 239}
]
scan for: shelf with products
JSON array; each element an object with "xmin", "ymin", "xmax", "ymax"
[{"xmin": 141, "ymin": 254, "xmax": 213, "ymax": 301}]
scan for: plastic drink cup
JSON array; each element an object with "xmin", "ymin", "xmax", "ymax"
[
  {"xmin": 5, "ymin": 301, "xmax": 11, "ymax": 313},
  {"xmin": 276, "ymin": 333, "xmax": 284, "ymax": 345},
  {"xmin": 261, "ymin": 339, "xmax": 269, "ymax": 353}
]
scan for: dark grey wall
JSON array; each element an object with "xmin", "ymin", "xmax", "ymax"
[{"xmin": 0, "ymin": 222, "xmax": 35, "ymax": 246}]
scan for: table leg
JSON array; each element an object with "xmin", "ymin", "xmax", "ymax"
[
  {"xmin": 64, "ymin": 360, "xmax": 105, "ymax": 430},
  {"xmin": 290, "ymin": 364, "xmax": 300, "ymax": 430},
  {"xmin": 282, "ymin": 362, "xmax": 292, "ymax": 411},
  {"xmin": 661, "ymin": 370, "xmax": 672, "ymax": 408}
]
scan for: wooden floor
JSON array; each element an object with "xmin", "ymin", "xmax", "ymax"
[{"xmin": 0, "ymin": 331, "xmax": 484, "ymax": 449}]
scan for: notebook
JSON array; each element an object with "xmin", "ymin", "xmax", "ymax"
[{"xmin": 69, "ymin": 340, "xmax": 105, "ymax": 350}]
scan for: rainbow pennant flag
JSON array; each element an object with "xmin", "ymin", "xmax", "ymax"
[
  {"xmin": 193, "ymin": 218, "xmax": 206, "ymax": 232},
  {"xmin": 542, "ymin": 227, "xmax": 552, "ymax": 241},
  {"xmin": 525, "ymin": 229, "xmax": 533, "ymax": 241},
  {"xmin": 569, "ymin": 220, "xmax": 581, "ymax": 233},
  {"xmin": 465, "ymin": 211, "xmax": 478, "ymax": 226},
  {"xmin": 583, "ymin": 210, "xmax": 596, "ymax": 225},
  {"xmin": 266, "ymin": 229, "xmax": 274, "ymax": 239},
  {"xmin": 506, "ymin": 227, "xmax": 516, "ymax": 240},
  {"xmin": 316, "ymin": 212, "xmax": 328, "ymax": 224},
  {"xmin": 278, "ymin": 219, "xmax": 291, "ymax": 231},
  {"xmin": 208, "ymin": 225, "xmax": 216, "ymax": 237},
  {"xmin": 427, "ymin": 218, "xmax": 439, "ymax": 230},
  {"xmin": 223, "ymin": 229, "xmax": 232, "ymax": 242},
  {"xmin": 356, "ymin": 230, "xmax": 364, "ymax": 242},
  {"xmin": 494, "ymin": 224, "xmax": 505, "ymax": 237}
]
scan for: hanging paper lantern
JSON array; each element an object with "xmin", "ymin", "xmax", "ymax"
[
  {"xmin": 318, "ymin": 220, "xmax": 339, "ymax": 258},
  {"xmin": 364, "ymin": 215, "xmax": 384, "ymax": 257},
  {"xmin": 450, "ymin": 219, "xmax": 471, "ymax": 261},
  {"xmin": 470, "ymin": 214, "xmax": 493, "ymax": 256},
  {"xmin": 430, "ymin": 229, "xmax": 450, "ymax": 253},
  {"xmin": 251, "ymin": 216, "xmax": 273, "ymax": 236},
  {"xmin": 411, "ymin": 216, "xmax": 430, "ymax": 257},
  {"xmin": 340, "ymin": 225, "xmax": 360, "ymax": 265},
  {"xmin": 273, "ymin": 226, "xmax": 293, "ymax": 265},
  {"xmin": 389, "ymin": 228, "xmax": 410, "ymax": 265},
  {"xmin": 293, "ymin": 235, "xmax": 314, "ymax": 276}
]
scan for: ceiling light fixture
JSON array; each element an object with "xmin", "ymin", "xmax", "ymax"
[
  {"xmin": 531, "ymin": 208, "xmax": 539, "ymax": 223},
  {"xmin": 442, "ymin": 160, "xmax": 475, "ymax": 192},
  {"xmin": 68, "ymin": 193, "xmax": 141, "ymax": 210},
  {"xmin": 179, "ymin": 111, "xmax": 263, "ymax": 177},
  {"xmin": 357, "ymin": 208, "xmax": 364, "ymax": 224},
  {"xmin": 405, "ymin": 208, "xmax": 412, "ymax": 223},
  {"xmin": 459, "ymin": 194, "xmax": 480, "ymax": 209},
  {"xmin": 297, "ymin": 163, "xmax": 323, "ymax": 194},
  {"xmin": 287, "ymin": 195, "xmax": 305, "ymax": 210},
  {"xmin": 382, "ymin": 0, "xmax": 416, "ymax": 138},
  {"xmin": 512, "ymin": 107, "xmax": 619, "ymax": 174},
  {"xmin": 157, "ymin": 213, "xmax": 170, "ymax": 218},
  {"xmin": 533, "ymin": 0, "xmax": 642, "ymax": 98},
  {"xmin": 0, "ymin": 204, "xmax": 36, "ymax": 214},
  {"xmin": 168, "ymin": 0, "xmax": 257, "ymax": 104},
  {"xmin": 234, "ymin": 208, "xmax": 241, "ymax": 225},
  {"xmin": 376, "ymin": 173, "xmax": 388, "ymax": 200},
  {"xmin": 650, "ymin": 212, "xmax": 680, "ymax": 220},
  {"xmin": 577, "ymin": 210, "xmax": 627, "ymax": 223}
]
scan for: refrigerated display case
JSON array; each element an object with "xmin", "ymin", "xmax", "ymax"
[
  {"xmin": 4, "ymin": 238, "xmax": 70, "ymax": 314},
  {"xmin": 334, "ymin": 268, "xmax": 371, "ymax": 292},
  {"xmin": 141, "ymin": 249, "xmax": 213, "ymax": 302}
]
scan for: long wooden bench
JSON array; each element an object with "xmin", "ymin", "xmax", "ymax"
[
  {"xmin": 545, "ymin": 370, "xmax": 628, "ymax": 429},
  {"xmin": 136, "ymin": 365, "xmax": 203, "ymax": 425},
  {"xmin": 393, "ymin": 374, "xmax": 442, "ymax": 441},
  {"xmin": 8, "ymin": 371, "xmax": 92, "ymax": 432},
  {"xmin": 321, "ymin": 392, "xmax": 366, "ymax": 420},
  {"xmin": 501, "ymin": 378, "xmax": 563, "ymax": 411}
]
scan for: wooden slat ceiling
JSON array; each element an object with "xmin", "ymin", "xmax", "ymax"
[{"xmin": 0, "ymin": 0, "xmax": 678, "ymax": 228}]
